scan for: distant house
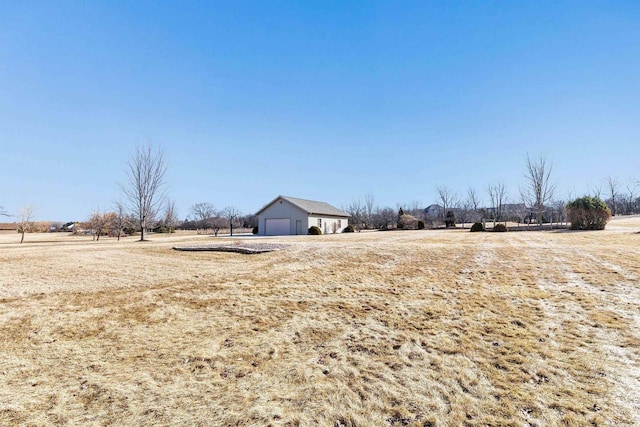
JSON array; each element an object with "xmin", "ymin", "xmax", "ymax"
[
  {"xmin": 502, "ymin": 203, "xmax": 528, "ymax": 219},
  {"xmin": 255, "ymin": 196, "xmax": 350, "ymax": 236},
  {"xmin": 0, "ymin": 222, "xmax": 18, "ymax": 232},
  {"xmin": 61, "ymin": 222, "xmax": 77, "ymax": 232},
  {"xmin": 424, "ymin": 204, "xmax": 444, "ymax": 219},
  {"xmin": 487, "ymin": 203, "xmax": 529, "ymax": 222}
]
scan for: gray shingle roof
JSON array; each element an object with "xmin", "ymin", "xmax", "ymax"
[{"xmin": 256, "ymin": 195, "xmax": 350, "ymax": 217}]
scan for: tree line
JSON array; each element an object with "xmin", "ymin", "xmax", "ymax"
[
  {"xmin": 3, "ymin": 150, "xmax": 639, "ymax": 242},
  {"xmin": 343, "ymin": 155, "xmax": 640, "ymax": 230},
  {"xmin": 82, "ymin": 147, "xmax": 256, "ymax": 241},
  {"xmin": 80, "ymin": 146, "xmax": 256, "ymax": 240}
]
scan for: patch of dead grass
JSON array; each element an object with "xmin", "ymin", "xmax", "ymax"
[{"xmin": 1, "ymin": 219, "xmax": 639, "ymax": 425}]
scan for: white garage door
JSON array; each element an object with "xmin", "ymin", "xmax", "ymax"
[{"xmin": 265, "ymin": 218, "xmax": 290, "ymax": 235}]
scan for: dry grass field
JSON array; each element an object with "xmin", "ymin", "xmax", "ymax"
[{"xmin": 1, "ymin": 217, "xmax": 639, "ymax": 426}]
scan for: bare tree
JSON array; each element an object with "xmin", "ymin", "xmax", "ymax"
[
  {"xmin": 514, "ymin": 203, "xmax": 529, "ymax": 226},
  {"xmin": 589, "ymin": 184, "xmax": 602, "ymax": 200},
  {"xmin": 520, "ymin": 154, "xmax": 555, "ymax": 226},
  {"xmin": 191, "ymin": 202, "xmax": 216, "ymax": 231},
  {"xmin": 605, "ymin": 176, "xmax": 620, "ymax": 216},
  {"xmin": 465, "ymin": 187, "xmax": 481, "ymax": 224},
  {"xmin": 0, "ymin": 206, "xmax": 8, "ymax": 217},
  {"xmin": 626, "ymin": 184, "xmax": 638, "ymax": 215},
  {"xmin": 363, "ymin": 193, "xmax": 376, "ymax": 229},
  {"xmin": 222, "ymin": 206, "xmax": 241, "ymax": 236},
  {"xmin": 436, "ymin": 187, "xmax": 458, "ymax": 219},
  {"xmin": 88, "ymin": 209, "xmax": 110, "ymax": 241},
  {"xmin": 486, "ymin": 181, "xmax": 508, "ymax": 227},
  {"xmin": 373, "ymin": 207, "xmax": 396, "ymax": 230},
  {"xmin": 113, "ymin": 201, "xmax": 129, "ymax": 241},
  {"xmin": 122, "ymin": 145, "xmax": 168, "ymax": 241},
  {"xmin": 406, "ymin": 200, "xmax": 423, "ymax": 218},
  {"xmin": 210, "ymin": 213, "xmax": 226, "ymax": 236},
  {"xmin": 344, "ymin": 199, "xmax": 363, "ymax": 230},
  {"xmin": 239, "ymin": 213, "xmax": 258, "ymax": 229},
  {"xmin": 550, "ymin": 199, "xmax": 567, "ymax": 226},
  {"xmin": 466, "ymin": 188, "xmax": 480, "ymax": 212},
  {"xmin": 18, "ymin": 205, "xmax": 36, "ymax": 243},
  {"xmin": 458, "ymin": 198, "xmax": 471, "ymax": 228},
  {"xmin": 163, "ymin": 200, "xmax": 179, "ymax": 234}
]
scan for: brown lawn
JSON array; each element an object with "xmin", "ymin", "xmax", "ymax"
[{"xmin": 1, "ymin": 217, "xmax": 639, "ymax": 426}]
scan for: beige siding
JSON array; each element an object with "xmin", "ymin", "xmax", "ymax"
[
  {"xmin": 308, "ymin": 215, "xmax": 347, "ymax": 234},
  {"xmin": 257, "ymin": 199, "xmax": 308, "ymax": 236}
]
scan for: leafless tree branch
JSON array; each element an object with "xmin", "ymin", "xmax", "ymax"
[
  {"xmin": 520, "ymin": 154, "xmax": 555, "ymax": 225},
  {"xmin": 121, "ymin": 145, "xmax": 167, "ymax": 241},
  {"xmin": 191, "ymin": 202, "xmax": 216, "ymax": 230},
  {"xmin": 18, "ymin": 205, "xmax": 36, "ymax": 243},
  {"xmin": 605, "ymin": 176, "xmax": 619, "ymax": 216},
  {"xmin": 486, "ymin": 181, "xmax": 508, "ymax": 226},
  {"xmin": 163, "ymin": 200, "xmax": 179, "ymax": 234},
  {"xmin": 436, "ymin": 187, "xmax": 458, "ymax": 219}
]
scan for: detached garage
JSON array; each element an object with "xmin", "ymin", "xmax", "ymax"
[{"xmin": 256, "ymin": 196, "xmax": 350, "ymax": 236}]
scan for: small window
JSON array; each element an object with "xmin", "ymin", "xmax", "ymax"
[
  {"xmin": 338, "ymin": 220, "xmax": 342, "ymax": 228},
  {"xmin": 318, "ymin": 219, "xmax": 322, "ymax": 227}
]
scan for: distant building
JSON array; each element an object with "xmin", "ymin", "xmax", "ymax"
[
  {"xmin": 256, "ymin": 196, "xmax": 350, "ymax": 236},
  {"xmin": 486, "ymin": 203, "xmax": 529, "ymax": 222},
  {"xmin": 423, "ymin": 204, "xmax": 444, "ymax": 219},
  {"xmin": 0, "ymin": 222, "xmax": 18, "ymax": 232},
  {"xmin": 61, "ymin": 222, "xmax": 77, "ymax": 232},
  {"xmin": 424, "ymin": 204, "xmax": 465, "ymax": 219}
]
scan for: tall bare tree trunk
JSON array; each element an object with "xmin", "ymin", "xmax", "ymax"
[
  {"xmin": 520, "ymin": 155, "xmax": 555, "ymax": 229},
  {"xmin": 121, "ymin": 145, "xmax": 167, "ymax": 242},
  {"xmin": 18, "ymin": 205, "xmax": 36, "ymax": 244},
  {"xmin": 606, "ymin": 176, "xmax": 619, "ymax": 216}
]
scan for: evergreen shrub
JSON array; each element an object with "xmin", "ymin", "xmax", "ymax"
[
  {"xmin": 493, "ymin": 223, "xmax": 507, "ymax": 232},
  {"xmin": 470, "ymin": 222, "xmax": 484, "ymax": 232},
  {"xmin": 308, "ymin": 226, "xmax": 322, "ymax": 235},
  {"xmin": 566, "ymin": 197, "xmax": 611, "ymax": 230}
]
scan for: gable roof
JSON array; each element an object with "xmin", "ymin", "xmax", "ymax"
[{"xmin": 256, "ymin": 195, "xmax": 350, "ymax": 217}]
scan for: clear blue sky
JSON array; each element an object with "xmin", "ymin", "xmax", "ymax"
[{"xmin": 1, "ymin": 1, "xmax": 639, "ymax": 221}]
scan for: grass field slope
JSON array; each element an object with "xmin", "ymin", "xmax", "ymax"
[{"xmin": 1, "ymin": 217, "xmax": 639, "ymax": 426}]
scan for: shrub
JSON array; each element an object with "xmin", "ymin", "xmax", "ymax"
[
  {"xmin": 342, "ymin": 225, "xmax": 355, "ymax": 233},
  {"xmin": 398, "ymin": 214, "xmax": 419, "ymax": 230},
  {"xmin": 566, "ymin": 196, "xmax": 611, "ymax": 230},
  {"xmin": 308, "ymin": 226, "xmax": 322, "ymax": 235},
  {"xmin": 470, "ymin": 222, "xmax": 484, "ymax": 232},
  {"xmin": 417, "ymin": 220, "xmax": 425, "ymax": 230},
  {"xmin": 493, "ymin": 223, "xmax": 507, "ymax": 232},
  {"xmin": 252, "ymin": 226, "xmax": 259, "ymax": 235},
  {"xmin": 445, "ymin": 210, "xmax": 456, "ymax": 227}
]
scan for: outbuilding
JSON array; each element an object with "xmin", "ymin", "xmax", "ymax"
[{"xmin": 256, "ymin": 195, "xmax": 350, "ymax": 236}]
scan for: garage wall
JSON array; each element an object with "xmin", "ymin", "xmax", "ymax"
[
  {"xmin": 308, "ymin": 215, "xmax": 348, "ymax": 234},
  {"xmin": 257, "ymin": 199, "xmax": 308, "ymax": 236}
]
